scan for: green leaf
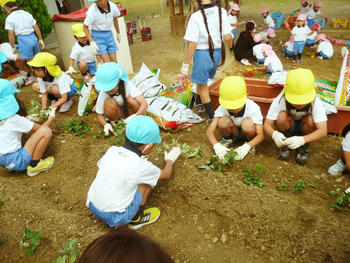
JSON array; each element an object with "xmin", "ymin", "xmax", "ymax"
[
  {"xmin": 181, "ymin": 143, "xmax": 191, "ymax": 153},
  {"xmin": 33, "ymin": 231, "xmax": 43, "ymax": 240},
  {"xmin": 172, "ymin": 139, "xmax": 180, "ymax": 147},
  {"xmin": 24, "ymin": 229, "xmax": 34, "ymax": 239},
  {"xmin": 242, "ymin": 169, "xmax": 252, "ymax": 176},
  {"xmin": 331, "ymin": 203, "xmax": 344, "ymax": 210},
  {"xmin": 0, "ymin": 201, "xmax": 4, "ymax": 205},
  {"xmin": 27, "ymin": 245, "xmax": 36, "ymax": 255},
  {"xmin": 280, "ymin": 182, "xmax": 287, "ymax": 190},
  {"xmin": 308, "ymin": 183, "xmax": 318, "ymax": 189},
  {"xmin": 256, "ymin": 163, "xmax": 264, "ymax": 172},
  {"xmin": 330, "ymin": 188, "xmax": 340, "ymax": 196},
  {"xmin": 53, "ymin": 256, "xmax": 66, "ymax": 263}
]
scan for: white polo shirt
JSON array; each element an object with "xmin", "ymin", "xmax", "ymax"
[
  {"xmin": 317, "ymin": 41, "xmax": 333, "ymax": 58},
  {"xmin": 306, "ymin": 8, "xmax": 321, "ymax": 19},
  {"xmin": 284, "ymin": 41, "xmax": 294, "ymax": 52},
  {"xmin": 342, "ymin": 132, "xmax": 350, "ymax": 152},
  {"xmin": 266, "ymin": 92, "xmax": 327, "ymax": 123},
  {"xmin": 5, "ymin": 10, "xmax": 36, "ymax": 36},
  {"xmin": 95, "ymin": 81, "xmax": 141, "ymax": 115},
  {"xmin": 0, "ymin": 42, "xmax": 17, "ymax": 61},
  {"xmin": 84, "ymin": 1, "xmax": 121, "ymax": 31},
  {"xmin": 264, "ymin": 15, "xmax": 275, "ymax": 28},
  {"xmin": 70, "ymin": 42, "xmax": 95, "ymax": 63},
  {"xmin": 299, "ymin": 6, "xmax": 311, "ymax": 14},
  {"xmin": 264, "ymin": 56, "xmax": 283, "ymax": 72},
  {"xmin": 228, "ymin": 14, "xmax": 237, "ymax": 29},
  {"xmin": 307, "ymin": 31, "xmax": 317, "ymax": 41},
  {"xmin": 214, "ymin": 98, "xmax": 263, "ymax": 127},
  {"xmin": 38, "ymin": 72, "xmax": 73, "ymax": 95},
  {"xmin": 184, "ymin": 6, "xmax": 231, "ymax": 50},
  {"xmin": 292, "ymin": 26, "xmax": 312, "ymax": 42},
  {"xmin": 86, "ymin": 146, "xmax": 161, "ymax": 212},
  {"xmin": 253, "ymin": 43, "xmax": 267, "ymax": 60},
  {"xmin": 0, "ymin": 114, "xmax": 34, "ymax": 156}
]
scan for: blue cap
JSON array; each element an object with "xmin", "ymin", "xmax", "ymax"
[
  {"xmin": 126, "ymin": 116, "xmax": 161, "ymax": 144},
  {"xmin": 0, "ymin": 79, "xmax": 20, "ymax": 120},
  {"xmin": 95, "ymin": 62, "xmax": 129, "ymax": 92},
  {"xmin": 0, "ymin": 51, "xmax": 8, "ymax": 73}
]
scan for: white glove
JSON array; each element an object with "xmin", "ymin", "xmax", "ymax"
[
  {"xmin": 103, "ymin": 123, "xmax": 113, "ymax": 136},
  {"xmin": 90, "ymin": 41, "xmax": 99, "ymax": 55},
  {"xmin": 181, "ymin": 63, "xmax": 189, "ymax": 76},
  {"xmin": 11, "ymin": 47, "xmax": 16, "ymax": 53},
  {"xmin": 39, "ymin": 39, "xmax": 45, "ymax": 49},
  {"xmin": 48, "ymin": 106, "xmax": 56, "ymax": 119},
  {"xmin": 213, "ymin": 143, "xmax": 229, "ymax": 160},
  {"xmin": 124, "ymin": 114, "xmax": 136, "ymax": 124},
  {"xmin": 272, "ymin": 131, "xmax": 287, "ymax": 148},
  {"xmin": 117, "ymin": 33, "xmax": 121, "ymax": 43},
  {"xmin": 285, "ymin": 136, "xmax": 305, "ymax": 149},
  {"xmin": 65, "ymin": 66, "xmax": 77, "ymax": 74},
  {"xmin": 164, "ymin": 147, "xmax": 181, "ymax": 163},
  {"xmin": 345, "ymin": 187, "xmax": 350, "ymax": 194},
  {"xmin": 26, "ymin": 114, "xmax": 40, "ymax": 122},
  {"xmin": 234, "ymin": 143, "xmax": 251, "ymax": 161}
]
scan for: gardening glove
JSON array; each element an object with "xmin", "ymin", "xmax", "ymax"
[
  {"xmin": 65, "ymin": 66, "xmax": 77, "ymax": 74},
  {"xmin": 11, "ymin": 47, "xmax": 16, "ymax": 53},
  {"xmin": 103, "ymin": 123, "xmax": 113, "ymax": 136},
  {"xmin": 90, "ymin": 41, "xmax": 99, "ymax": 56},
  {"xmin": 345, "ymin": 187, "xmax": 350, "ymax": 194},
  {"xmin": 181, "ymin": 63, "xmax": 189, "ymax": 76},
  {"xmin": 272, "ymin": 131, "xmax": 287, "ymax": 148},
  {"xmin": 234, "ymin": 143, "xmax": 251, "ymax": 161},
  {"xmin": 48, "ymin": 106, "xmax": 56, "ymax": 119},
  {"xmin": 26, "ymin": 114, "xmax": 40, "ymax": 122},
  {"xmin": 285, "ymin": 136, "xmax": 305, "ymax": 150},
  {"xmin": 124, "ymin": 114, "xmax": 136, "ymax": 124},
  {"xmin": 164, "ymin": 147, "xmax": 181, "ymax": 163},
  {"xmin": 213, "ymin": 143, "xmax": 229, "ymax": 160},
  {"xmin": 39, "ymin": 39, "xmax": 45, "ymax": 50},
  {"xmin": 116, "ymin": 33, "xmax": 121, "ymax": 43}
]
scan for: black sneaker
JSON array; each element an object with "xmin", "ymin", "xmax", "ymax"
[
  {"xmin": 129, "ymin": 207, "xmax": 160, "ymax": 230},
  {"xmin": 295, "ymin": 144, "xmax": 309, "ymax": 164},
  {"xmin": 278, "ymin": 146, "xmax": 291, "ymax": 160}
]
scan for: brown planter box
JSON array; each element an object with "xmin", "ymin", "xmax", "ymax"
[{"xmin": 209, "ymin": 78, "xmax": 350, "ymax": 134}]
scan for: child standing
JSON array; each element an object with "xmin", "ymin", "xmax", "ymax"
[
  {"xmin": 260, "ymin": 7, "xmax": 275, "ymax": 40},
  {"xmin": 0, "ymin": 79, "xmax": 55, "ymax": 176},
  {"xmin": 227, "ymin": 3, "xmax": 244, "ymax": 52},
  {"xmin": 83, "ymin": 0, "xmax": 121, "ymax": 63},
  {"xmin": 86, "ymin": 115, "xmax": 181, "ymax": 229},
  {"xmin": 29, "ymin": 52, "xmax": 77, "ymax": 113},
  {"xmin": 94, "ymin": 62, "xmax": 148, "ymax": 136},
  {"xmin": 264, "ymin": 68, "xmax": 327, "ymax": 164},
  {"xmin": 328, "ymin": 123, "xmax": 350, "ymax": 176},
  {"xmin": 282, "ymin": 36, "xmax": 295, "ymax": 58},
  {"xmin": 315, "ymin": 33, "xmax": 333, "ymax": 59},
  {"xmin": 181, "ymin": 0, "xmax": 232, "ymax": 122},
  {"xmin": 66, "ymin": 23, "xmax": 97, "ymax": 81},
  {"xmin": 252, "ymin": 34, "xmax": 267, "ymax": 64},
  {"xmin": 206, "ymin": 76, "xmax": 264, "ymax": 160},
  {"xmin": 254, "ymin": 45, "xmax": 283, "ymax": 74}
]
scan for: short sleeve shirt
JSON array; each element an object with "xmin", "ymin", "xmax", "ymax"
[
  {"xmin": 84, "ymin": 1, "xmax": 121, "ymax": 31},
  {"xmin": 264, "ymin": 15, "xmax": 275, "ymax": 28},
  {"xmin": 342, "ymin": 132, "xmax": 350, "ymax": 152},
  {"xmin": 253, "ymin": 43, "xmax": 267, "ymax": 60},
  {"xmin": 5, "ymin": 10, "xmax": 36, "ymax": 35},
  {"xmin": 292, "ymin": 26, "xmax": 312, "ymax": 42},
  {"xmin": 264, "ymin": 56, "xmax": 283, "ymax": 72},
  {"xmin": 38, "ymin": 72, "xmax": 73, "ymax": 95},
  {"xmin": 70, "ymin": 42, "xmax": 95, "ymax": 63},
  {"xmin": 317, "ymin": 41, "xmax": 333, "ymax": 58},
  {"xmin": 228, "ymin": 14, "xmax": 237, "ymax": 29},
  {"xmin": 306, "ymin": 8, "xmax": 321, "ymax": 19}
]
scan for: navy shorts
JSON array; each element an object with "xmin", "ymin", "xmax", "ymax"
[
  {"xmin": 292, "ymin": 120, "xmax": 303, "ymax": 136},
  {"xmin": 283, "ymin": 48, "xmax": 294, "ymax": 58},
  {"xmin": 305, "ymin": 39, "xmax": 315, "ymax": 46},
  {"xmin": 91, "ymin": 30, "xmax": 118, "ymax": 55},
  {"xmin": 88, "ymin": 189, "xmax": 143, "ymax": 227},
  {"xmin": 77, "ymin": 61, "xmax": 97, "ymax": 75},
  {"xmin": 319, "ymin": 51, "xmax": 329, "ymax": 59},
  {"xmin": 191, "ymin": 49, "xmax": 222, "ymax": 85},
  {"xmin": 0, "ymin": 147, "xmax": 31, "ymax": 172},
  {"xmin": 17, "ymin": 33, "xmax": 40, "ymax": 60},
  {"xmin": 48, "ymin": 82, "xmax": 77, "ymax": 101}
]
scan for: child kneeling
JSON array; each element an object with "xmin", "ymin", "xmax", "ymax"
[
  {"xmin": 86, "ymin": 116, "xmax": 181, "ymax": 229},
  {"xmin": 207, "ymin": 76, "xmax": 264, "ymax": 160}
]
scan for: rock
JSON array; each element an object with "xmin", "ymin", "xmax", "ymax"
[
  {"xmin": 221, "ymin": 233, "xmax": 227, "ymax": 243},
  {"xmin": 212, "ymin": 237, "xmax": 218, "ymax": 243}
]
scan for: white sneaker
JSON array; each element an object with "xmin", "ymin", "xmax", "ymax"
[
  {"xmin": 59, "ymin": 99, "xmax": 73, "ymax": 113},
  {"xmin": 240, "ymin": 59, "xmax": 251, "ymax": 66},
  {"xmin": 328, "ymin": 159, "xmax": 346, "ymax": 176}
]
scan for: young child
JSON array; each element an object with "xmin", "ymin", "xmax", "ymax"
[
  {"xmin": 181, "ymin": 0, "xmax": 232, "ymax": 121},
  {"xmin": 282, "ymin": 36, "xmax": 295, "ymax": 58},
  {"xmin": 206, "ymin": 76, "xmax": 264, "ymax": 160},
  {"xmin": 264, "ymin": 68, "xmax": 327, "ymax": 164},
  {"xmin": 94, "ymin": 62, "xmax": 148, "ymax": 136},
  {"xmin": 0, "ymin": 79, "xmax": 55, "ymax": 176},
  {"xmin": 315, "ymin": 33, "xmax": 333, "ymax": 59},
  {"xmin": 66, "ymin": 23, "xmax": 97, "ymax": 81},
  {"xmin": 86, "ymin": 115, "xmax": 181, "ymax": 229},
  {"xmin": 29, "ymin": 52, "xmax": 77, "ymax": 113},
  {"xmin": 260, "ymin": 7, "xmax": 275, "ymax": 39},
  {"xmin": 291, "ymin": 13, "xmax": 314, "ymax": 64},
  {"xmin": 254, "ymin": 45, "xmax": 283, "ymax": 74},
  {"xmin": 305, "ymin": 23, "xmax": 320, "ymax": 47},
  {"xmin": 228, "ymin": 3, "xmax": 244, "ymax": 52},
  {"xmin": 294, "ymin": 0, "xmax": 311, "ymax": 14},
  {"xmin": 0, "ymin": 42, "xmax": 26, "ymax": 76},
  {"xmin": 252, "ymin": 34, "xmax": 267, "ymax": 64},
  {"xmin": 328, "ymin": 123, "xmax": 350, "ymax": 176},
  {"xmin": 306, "ymin": 0, "xmax": 325, "ymax": 27},
  {"xmin": 83, "ymin": 0, "xmax": 121, "ymax": 63}
]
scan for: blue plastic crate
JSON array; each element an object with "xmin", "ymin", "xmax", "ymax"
[
  {"xmin": 307, "ymin": 18, "xmax": 325, "ymax": 28},
  {"xmin": 270, "ymin": 12, "xmax": 284, "ymax": 29}
]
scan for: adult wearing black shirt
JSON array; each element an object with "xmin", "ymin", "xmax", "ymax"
[{"xmin": 234, "ymin": 22, "xmax": 256, "ymax": 65}]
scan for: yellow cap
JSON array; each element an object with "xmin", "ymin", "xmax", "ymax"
[
  {"xmin": 284, "ymin": 68, "xmax": 316, "ymax": 105},
  {"xmin": 71, "ymin": 23, "xmax": 86, "ymax": 38},
  {"xmin": 0, "ymin": 0, "xmax": 12, "ymax": 7},
  {"xmin": 27, "ymin": 52, "xmax": 62, "ymax": 78},
  {"xmin": 219, "ymin": 76, "xmax": 247, "ymax": 109}
]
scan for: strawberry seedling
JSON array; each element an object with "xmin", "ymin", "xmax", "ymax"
[
  {"xmin": 53, "ymin": 238, "xmax": 81, "ymax": 263},
  {"xmin": 330, "ymin": 188, "xmax": 340, "ymax": 196},
  {"xmin": 20, "ymin": 229, "xmax": 43, "ymax": 256},
  {"xmin": 243, "ymin": 164, "xmax": 264, "ymax": 188},
  {"xmin": 199, "ymin": 151, "xmax": 237, "ymax": 173},
  {"xmin": 331, "ymin": 191, "xmax": 350, "ymax": 211},
  {"xmin": 27, "ymin": 100, "xmax": 50, "ymax": 119},
  {"xmin": 63, "ymin": 118, "xmax": 91, "ymax": 137},
  {"xmin": 280, "ymin": 182, "xmax": 287, "ymax": 191},
  {"xmin": 181, "ymin": 143, "xmax": 190, "ymax": 153},
  {"xmin": 291, "ymin": 181, "xmax": 306, "ymax": 193},
  {"xmin": 0, "ymin": 200, "xmax": 4, "ymax": 205},
  {"xmin": 188, "ymin": 146, "xmax": 202, "ymax": 159}
]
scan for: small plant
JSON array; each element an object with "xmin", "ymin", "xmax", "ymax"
[
  {"xmin": 20, "ymin": 229, "xmax": 43, "ymax": 256},
  {"xmin": 53, "ymin": 238, "xmax": 81, "ymax": 263},
  {"xmin": 0, "ymin": 200, "xmax": 4, "ymax": 206},
  {"xmin": 280, "ymin": 182, "xmax": 287, "ymax": 191},
  {"xmin": 181, "ymin": 143, "xmax": 190, "ymax": 153},
  {"xmin": 331, "ymin": 191, "xmax": 350, "ymax": 211},
  {"xmin": 330, "ymin": 188, "xmax": 340, "ymax": 196},
  {"xmin": 188, "ymin": 146, "xmax": 202, "ymax": 159},
  {"xmin": 97, "ymin": 120, "xmax": 125, "ymax": 145},
  {"xmin": 27, "ymin": 100, "xmax": 50, "ymax": 119},
  {"xmin": 243, "ymin": 164, "xmax": 264, "ymax": 188},
  {"xmin": 291, "ymin": 181, "xmax": 306, "ymax": 193},
  {"xmin": 0, "ymin": 235, "xmax": 11, "ymax": 246},
  {"xmin": 63, "ymin": 118, "xmax": 91, "ymax": 137},
  {"xmin": 199, "ymin": 151, "xmax": 237, "ymax": 173},
  {"xmin": 172, "ymin": 139, "xmax": 180, "ymax": 147}
]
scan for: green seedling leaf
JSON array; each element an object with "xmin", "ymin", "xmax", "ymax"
[
  {"xmin": 242, "ymin": 169, "xmax": 252, "ymax": 177},
  {"xmin": 24, "ymin": 229, "xmax": 34, "ymax": 239},
  {"xmin": 172, "ymin": 139, "xmax": 180, "ymax": 147},
  {"xmin": 0, "ymin": 200, "xmax": 4, "ymax": 205},
  {"xmin": 63, "ymin": 118, "xmax": 91, "ymax": 137},
  {"xmin": 198, "ymin": 165, "xmax": 211, "ymax": 170},
  {"xmin": 21, "ymin": 229, "xmax": 43, "ymax": 256},
  {"xmin": 280, "ymin": 182, "xmax": 287, "ymax": 191},
  {"xmin": 163, "ymin": 142, "xmax": 170, "ymax": 151},
  {"xmin": 308, "ymin": 183, "xmax": 318, "ymax": 189},
  {"xmin": 53, "ymin": 256, "xmax": 66, "ymax": 263},
  {"xmin": 188, "ymin": 146, "xmax": 202, "ymax": 158},
  {"xmin": 256, "ymin": 163, "xmax": 264, "ymax": 172},
  {"xmin": 181, "ymin": 143, "xmax": 191, "ymax": 153},
  {"xmin": 330, "ymin": 188, "xmax": 340, "ymax": 196},
  {"xmin": 291, "ymin": 181, "xmax": 306, "ymax": 193},
  {"xmin": 27, "ymin": 245, "xmax": 36, "ymax": 255},
  {"xmin": 331, "ymin": 203, "xmax": 344, "ymax": 210},
  {"xmin": 53, "ymin": 238, "xmax": 80, "ymax": 263}
]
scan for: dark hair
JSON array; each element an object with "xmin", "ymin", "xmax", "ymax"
[
  {"xmin": 31, "ymin": 66, "xmax": 54, "ymax": 82},
  {"xmin": 341, "ymin": 123, "xmax": 350, "ymax": 137},
  {"xmin": 15, "ymin": 95, "xmax": 27, "ymax": 116},
  {"xmin": 4, "ymin": 2, "xmax": 17, "ymax": 8},
  {"xmin": 197, "ymin": 0, "xmax": 226, "ymax": 66},
  {"xmin": 78, "ymin": 227, "xmax": 174, "ymax": 263},
  {"xmin": 242, "ymin": 22, "xmax": 254, "ymax": 38},
  {"xmin": 118, "ymin": 79, "xmax": 129, "ymax": 117}
]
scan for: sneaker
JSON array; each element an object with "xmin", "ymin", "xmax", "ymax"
[
  {"xmin": 194, "ymin": 101, "xmax": 205, "ymax": 113},
  {"xmin": 278, "ymin": 146, "xmax": 291, "ymax": 161},
  {"xmin": 129, "ymin": 207, "xmax": 160, "ymax": 230},
  {"xmin": 240, "ymin": 59, "xmax": 251, "ymax": 66},
  {"xmin": 328, "ymin": 159, "xmax": 346, "ymax": 176},
  {"xmin": 27, "ymin": 156, "xmax": 54, "ymax": 177},
  {"xmin": 25, "ymin": 76, "xmax": 35, "ymax": 86},
  {"xmin": 317, "ymin": 56, "xmax": 323, "ymax": 60},
  {"xmin": 295, "ymin": 144, "xmax": 309, "ymax": 164},
  {"xmin": 59, "ymin": 99, "xmax": 73, "ymax": 113}
]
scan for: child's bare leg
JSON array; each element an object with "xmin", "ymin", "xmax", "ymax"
[
  {"xmin": 138, "ymin": 184, "xmax": 152, "ymax": 205},
  {"xmin": 197, "ymin": 83, "xmax": 210, "ymax": 104},
  {"xmin": 32, "ymin": 82, "xmax": 41, "ymax": 93},
  {"xmin": 24, "ymin": 126, "xmax": 52, "ymax": 160},
  {"xmin": 49, "ymin": 85, "xmax": 61, "ymax": 98},
  {"xmin": 275, "ymin": 111, "xmax": 294, "ymax": 132},
  {"xmin": 104, "ymin": 97, "xmax": 123, "ymax": 121},
  {"xmin": 218, "ymin": 116, "xmax": 237, "ymax": 137},
  {"xmin": 241, "ymin": 118, "xmax": 256, "ymax": 140},
  {"xmin": 100, "ymin": 54, "xmax": 111, "ymax": 63},
  {"xmin": 301, "ymin": 114, "xmax": 316, "ymax": 134},
  {"xmin": 126, "ymin": 96, "xmax": 140, "ymax": 115},
  {"xmin": 109, "ymin": 52, "xmax": 117, "ymax": 63},
  {"xmin": 15, "ymin": 54, "xmax": 26, "ymax": 71},
  {"xmin": 78, "ymin": 61, "xmax": 88, "ymax": 75}
]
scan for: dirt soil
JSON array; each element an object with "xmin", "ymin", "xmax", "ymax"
[{"xmin": 1, "ymin": 0, "xmax": 350, "ymax": 262}]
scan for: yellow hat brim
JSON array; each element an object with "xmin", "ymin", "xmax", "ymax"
[
  {"xmin": 27, "ymin": 59, "xmax": 44, "ymax": 68},
  {"xmin": 284, "ymin": 88, "xmax": 316, "ymax": 105},
  {"xmin": 74, "ymin": 32, "xmax": 86, "ymax": 38},
  {"xmin": 47, "ymin": 65, "xmax": 63, "ymax": 78},
  {"xmin": 219, "ymin": 96, "xmax": 247, "ymax": 110}
]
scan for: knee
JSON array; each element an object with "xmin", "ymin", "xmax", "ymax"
[
  {"xmin": 127, "ymin": 97, "xmax": 140, "ymax": 110},
  {"xmin": 79, "ymin": 61, "xmax": 88, "ymax": 71},
  {"xmin": 275, "ymin": 111, "xmax": 291, "ymax": 129},
  {"xmin": 241, "ymin": 118, "xmax": 256, "ymax": 137},
  {"xmin": 217, "ymin": 116, "xmax": 233, "ymax": 130},
  {"xmin": 39, "ymin": 126, "xmax": 52, "ymax": 138},
  {"xmin": 301, "ymin": 114, "xmax": 316, "ymax": 134},
  {"xmin": 32, "ymin": 82, "xmax": 40, "ymax": 92},
  {"xmin": 104, "ymin": 98, "xmax": 119, "ymax": 115}
]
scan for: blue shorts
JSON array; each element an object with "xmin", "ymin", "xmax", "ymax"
[
  {"xmin": 0, "ymin": 147, "xmax": 31, "ymax": 172},
  {"xmin": 283, "ymin": 48, "xmax": 294, "ymax": 58},
  {"xmin": 268, "ymin": 65, "xmax": 274, "ymax": 73},
  {"xmin": 257, "ymin": 58, "xmax": 265, "ymax": 64},
  {"xmin": 91, "ymin": 30, "xmax": 118, "ymax": 55},
  {"xmin": 48, "ymin": 82, "xmax": 77, "ymax": 101},
  {"xmin": 231, "ymin": 29, "xmax": 237, "ymax": 39},
  {"xmin": 233, "ymin": 127, "xmax": 247, "ymax": 141},
  {"xmin": 17, "ymin": 33, "xmax": 40, "ymax": 60},
  {"xmin": 293, "ymin": 41, "xmax": 305, "ymax": 54},
  {"xmin": 77, "ymin": 61, "xmax": 97, "ymax": 75},
  {"xmin": 191, "ymin": 49, "xmax": 221, "ymax": 85},
  {"xmin": 319, "ymin": 51, "xmax": 330, "ymax": 59},
  {"xmin": 305, "ymin": 39, "xmax": 315, "ymax": 46},
  {"xmin": 88, "ymin": 189, "xmax": 143, "ymax": 227}
]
